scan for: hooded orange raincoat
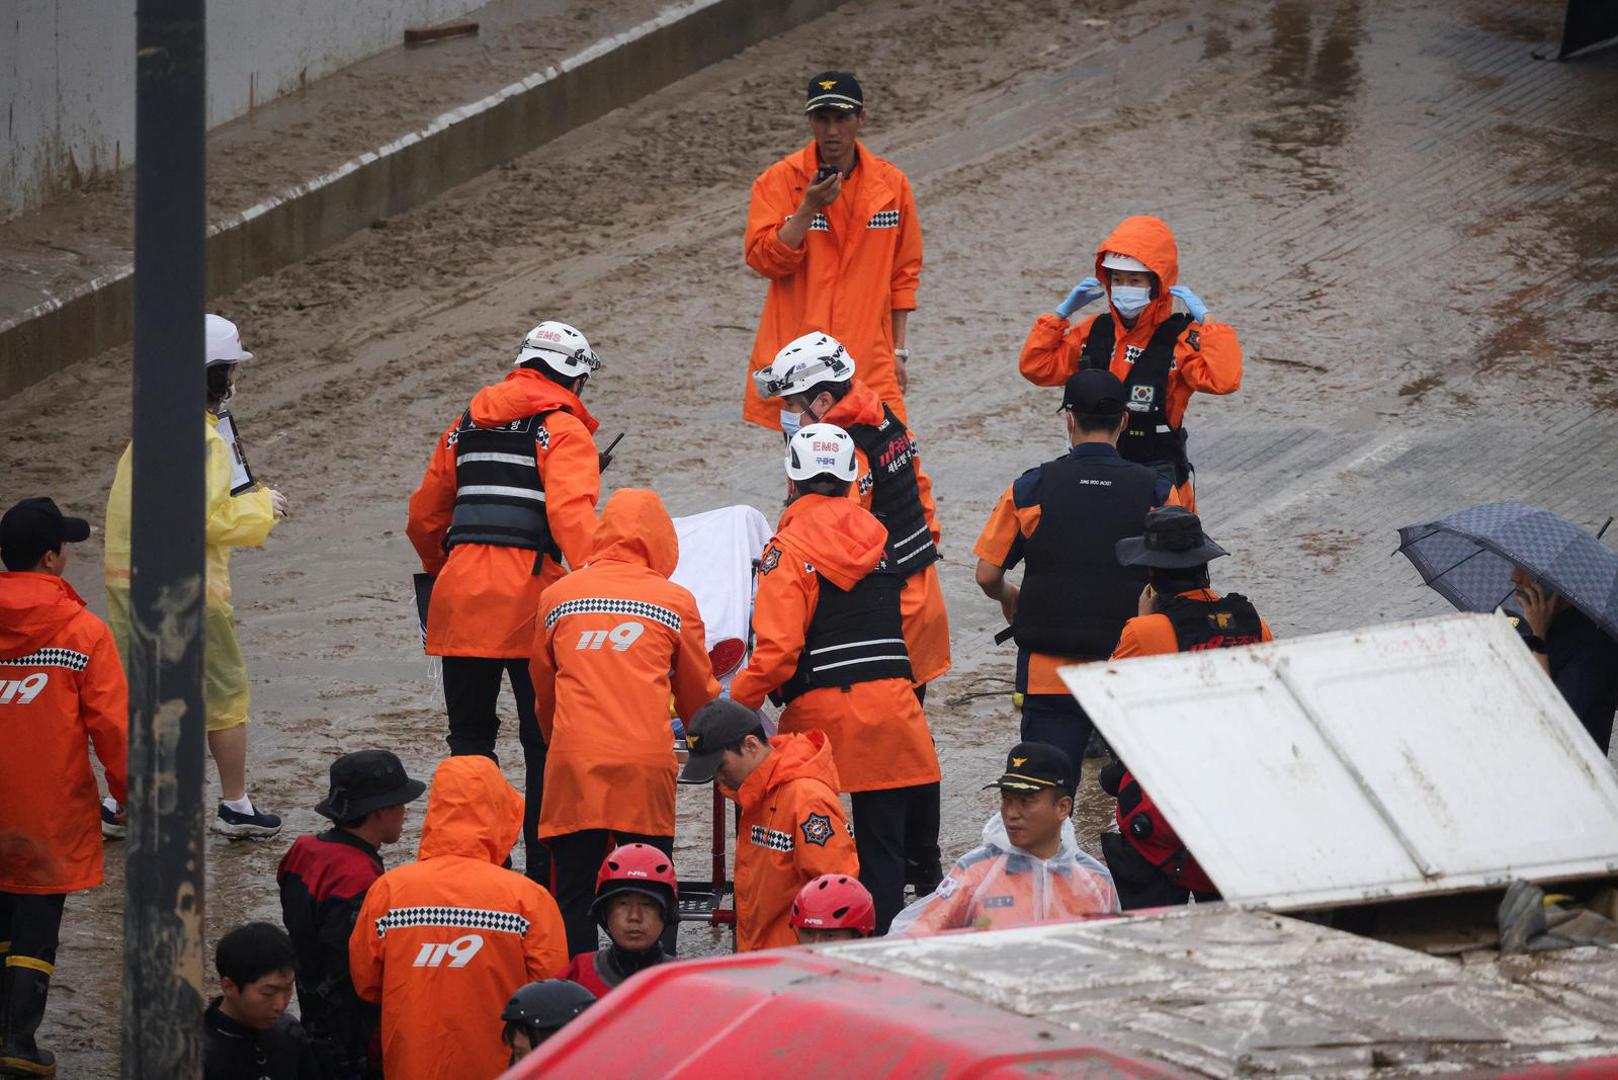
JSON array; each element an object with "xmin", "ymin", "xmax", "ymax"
[
  {"xmin": 1018, "ymin": 216, "xmax": 1243, "ymax": 509},
  {"xmin": 0, "ymin": 573, "xmax": 128, "ymax": 894},
  {"xmin": 727, "ymin": 731, "xmax": 858, "ymax": 952},
  {"xmin": 819, "ymin": 380, "xmax": 950, "ymax": 685},
  {"xmin": 530, "ymin": 489, "xmax": 720, "ymax": 839},
  {"xmin": 744, "ymin": 140, "xmax": 922, "ymax": 430},
  {"xmin": 349, "ymin": 756, "xmax": 567, "ymax": 1080},
  {"xmin": 730, "ymin": 496, "xmax": 940, "ymax": 794},
  {"xmin": 407, "ymin": 369, "xmax": 601, "ymax": 658}
]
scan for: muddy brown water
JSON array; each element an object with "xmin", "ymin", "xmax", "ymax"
[{"xmin": 3, "ymin": 0, "xmax": 1616, "ymax": 1073}]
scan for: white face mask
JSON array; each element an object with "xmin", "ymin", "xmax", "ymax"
[
  {"xmin": 1110, "ymin": 284, "xmax": 1151, "ymax": 319},
  {"xmin": 780, "ymin": 409, "xmax": 803, "ymax": 439}
]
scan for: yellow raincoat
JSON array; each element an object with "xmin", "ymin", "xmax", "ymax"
[{"xmin": 104, "ymin": 411, "xmax": 278, "ymax": 730}]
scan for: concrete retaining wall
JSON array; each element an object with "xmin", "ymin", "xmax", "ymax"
[
  {"xmin": 0, "ymin": 0, "xmax": 847, "ymax": 398},
  {"xmin": 1, "ymin": 0, "xmax": 488, "ymax": 221}
]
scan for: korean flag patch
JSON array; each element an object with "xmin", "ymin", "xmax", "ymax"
[
  {"xmin": 1128, "ymin": 384, "xmax": 1155, "ymax": 412},
  {"xmin": 800, "ymin": 812, "xmax": 834, "ymax": 847}
]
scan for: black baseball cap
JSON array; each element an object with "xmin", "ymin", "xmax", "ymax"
[
  {"xmin": 0, "ymin": 497, "xmax": 91, "ymax": 570},
  {"xmin": 680, "ymin": 699, "xmax": 765, "ymax": 784},
  {"xmin": 1116, "ymin": 506, "xmax": 1230, "ymax": 570},
  {"xmin": 1059, "ymin": 369, "xmax": 1127, "ymax": 416},
  {"xmin": 805, "ymin": 71, "xmax": 863, "ymax": 114},
  {"xmin": 314, "ymin": 750, "xmax": 426, "ymax": 822},
  {"xmin": 984, "ymin": 741, "xmax": 1077, "ymax": 798}
]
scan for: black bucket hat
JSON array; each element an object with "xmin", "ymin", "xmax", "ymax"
[
  {"xmin": 314, "ymin": 750, "xmax": 426, "ymax": 822},
  {"xmin": 1116, "ymin": 506, "xmax": 1229, "ymax": 569}
]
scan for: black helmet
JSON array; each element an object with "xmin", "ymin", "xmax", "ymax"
[{"xmin": 501, "ymin": 979, "xmax": 596, "ymax": 1031}]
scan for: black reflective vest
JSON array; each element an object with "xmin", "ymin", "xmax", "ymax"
[
  {"xmin": 779, "ymin": 571, "xmax": 912, "ymax": 702},
  {"xmin": 1160, "ymin": 592, "xmax": 1265, "ymax": 651},
  {"xmin": 442, "ymin": 409, "xmax": 559, "ymax": 559},
  {"xmin": 845, "ymin": 404, "xmax": 938, "ymax": 577},
  {"xmin": 1012, "ymin": 452, "xmax": 1156, "ymax": 658},
  {"xmin": 1080, "ymin": 312, "xmax": 1195, "ymax": 483}
]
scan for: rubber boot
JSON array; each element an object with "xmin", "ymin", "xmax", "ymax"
[{"xmin": 0, "ymin": 966, "xmax": 56, "ymax": 1078}]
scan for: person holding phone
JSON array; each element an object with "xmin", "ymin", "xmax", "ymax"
[{"xmin": 743, "ymin": 71, "xmax": 924, "ymax": 434}]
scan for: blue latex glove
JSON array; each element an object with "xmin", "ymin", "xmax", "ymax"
[
  {"xmin": 1169, "ymin": 284, "xmax": 1210, "ymax": 323},
  {"xmin": 1055, "ymin": 276, "xmax": 1104, "ymax": 319}
]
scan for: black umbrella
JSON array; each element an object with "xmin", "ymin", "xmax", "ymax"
[{"xmin": 1397, "ymin": 502, "xmax": 1618, "ymax": 639}]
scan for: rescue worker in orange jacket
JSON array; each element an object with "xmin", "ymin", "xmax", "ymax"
[
  {"xmin": 754, "ymin": 332, "xmax": 949, "ymax": 893},
  {"xmin": 679, "ymin": 700, "xmax": 858, "ymax": 952},
  {"xmin": 349, "ymin": 755, "xmax": 568, "ymax": 1080},
  {"xmin": 729, "ymin": 424, "xmax": 940, "ymax": 933},
  {"xmin": 892, "ymin": 743, "xmax": 1119, "ymax": 937},
  {"xmin": 1019, "ymin": 215, "xmax": 1243, "ymax": 511},
  {"xmin": 744, "ymin": 71, "xmax": 923, "ymax": 431},
  {"xmin": 0, "ymin": 497, "xmax": 128, "ymax": 1077},
  {"xmin": 407, "ymin": 320, "xmax": 603, "ymax": 883},
  {"xmin": 1099, "ymin": 507, "xmax": 1273, "ymax": 910},
  {"xmin": 530, "ymin": 489, "xmax": 719, "ymax": 956}
]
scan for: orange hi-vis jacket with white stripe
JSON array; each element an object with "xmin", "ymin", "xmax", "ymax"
[
  {"xmin": 530, "ymin": 489, "xmax": 720, "ymax": 839},
  {"xmin": 726, "ymin": 731, "xmax": 859, "ymax": 952},
  {"xmin": 349, "ymin": 756, "xmax": 567, "ymax": 1080},
  {"xmin": 0, "ymin": 572, "xmax": 128, "ymax": 894}
]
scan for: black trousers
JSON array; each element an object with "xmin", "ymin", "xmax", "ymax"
[
  {"xmin": 1099, "ymin": 832, "xmax": 1220, "ymax": 910},
  {"xmin": 1020, "ymin": 693, "xmax": 1094, "ymax": 784},
  {"xmin": 904, "ymin": 685, "xmax": 942, "ymax": 892},
  {"xmin": 851, "ymin": 784, "xmax": 938, "ymax": 935},
  {"xmin": 546, "ymin": 830, "xmax": 676, "ymax": 958},
  {"xmin": 0, "ymin": 891, "xmax": 66, "ymax": 1041},
  {"xmin": 442, "ymin": 656, "xmax": 548, "ymax": 883}
]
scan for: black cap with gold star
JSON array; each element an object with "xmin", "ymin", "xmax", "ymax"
[
  {"xmin": 984, "ymin": 741, "xmax": 1076, "ymax": 798},
  {"xmin": 805, "ymin": 70, "xmax": 863, "ymax": 114}
]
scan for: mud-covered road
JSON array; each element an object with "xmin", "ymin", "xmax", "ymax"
[{"xmin": 4, "ymin": 0, "xmax": 1616, "ymax": 1072}]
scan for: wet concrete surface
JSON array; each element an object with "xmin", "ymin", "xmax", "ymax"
[{"xmin": 2, "ymin": 0, "xmax": 1616, "ymax": 1074}]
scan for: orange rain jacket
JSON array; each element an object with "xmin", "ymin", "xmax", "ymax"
[
  {"xmin": 818, "ymin": 380, "xmax": 951, "ymax": 685},
  {"xmin": 1018, "ymin": 216, "xmax": 1243, "ymax": 509},
  {"xmin": 349, "ymin": 756, "xmax": 568, "ymax": 1080},
  {"xmin": 729, "ymin": 496, "xmax": 940, "ymax": 794},
  {"xmin": 0, "ymin": 573, "xmax": 128, "ymax": 894},
  {"xmin": 407, "ymin": 369, "xmax": 601, "ymax": 659},
  {"xmin": 530, "ymin": 489, "xmax": 720, "ymax": 839},
  {"xmin": 743, "ymin": 140, "xmax": 922, "ymax": 430},
  {"xmin": 726, "ymin": 731, "xmax": 859, "ymax": 952}
]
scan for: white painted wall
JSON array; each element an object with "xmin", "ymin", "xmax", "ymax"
[{"xmin": 1, "ymin": 0, "xmax": 485, "ymax": 221}]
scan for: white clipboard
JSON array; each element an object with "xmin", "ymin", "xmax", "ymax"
[{"xmin": 215, "ymin": 411, "xmax": 257, "ymax": 496}]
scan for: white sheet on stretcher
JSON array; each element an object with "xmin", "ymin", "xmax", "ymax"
[{"xmin": 671, "ymin": 505, "xmax": 773, "ymax": 653}]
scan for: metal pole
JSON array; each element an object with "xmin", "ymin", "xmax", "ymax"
[{"xmin": 123, "ymin": 1, "xmax": 208, "ymax": 1077}]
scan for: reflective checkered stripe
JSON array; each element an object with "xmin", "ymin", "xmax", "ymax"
[
  {"xmin": 808, "ymin": 213, "xmax": 829, "ymax": 233},
  {"xmin": 749, "ymin": 826, "xmax": 794, "ymax": 853},
  {"xmin": 375, "ymin": 906, "xmax": 529, "ymax": 938},
  {"xmin": 545, "ymin": 597, "xmax": 681, "ymax": 633},
  {"xmin": 0, "ymin": 648, "xmax": 89, "ymax": 672},
  {"xmin": 867, "ymin": 210, "xmax": 900, "ymax": 229}
]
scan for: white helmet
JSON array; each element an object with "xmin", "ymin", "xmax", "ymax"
[
  {"xmin": 754, "ymin": 332, "xmax": 855, "ymax": 400},
  {"xmin": 785, "ymin": 423, "xmax": 858, "ymax": 483},
  {"xmin": 514, "ymin": 321, "xmax": 601, "ymax": 379},
  {"xmin": 1099, "ymin": 251, "xmax": 1150, "ymax": 273},
  {"xmin": 204, "ymin": 314, "xmax": 252, "ymax": 367}
]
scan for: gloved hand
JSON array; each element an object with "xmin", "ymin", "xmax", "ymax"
[
  {"xmin": 1169, "ymin": 284, "xmax": 1210, "ymax": 323},
  {"xmin": 1055, "ymin": 277, "xmax": 1104, "ymax": 319}
]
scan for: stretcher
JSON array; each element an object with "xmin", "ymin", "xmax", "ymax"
[{"xmin": 669, "ymin": 505, "xmax": 774, "ymax": 928}]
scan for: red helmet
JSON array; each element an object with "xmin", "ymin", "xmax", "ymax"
[
  {"xmin": 591, "ymin": 843, "xmax": 678, "ymax": 926},
  {"xmin": 790, "ymin": 874, "xmax": 875, "ymax": 936}
]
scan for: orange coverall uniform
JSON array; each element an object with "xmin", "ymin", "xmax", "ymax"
[
  {"xmin": 744, "ymin": 139, "xmax": 922, "ymax": 430},
  {"xmin": 1018, "ymin": 215, "xmax": 1243, "ymax": 511},
  {"xmin": 726, "ymin": 732, "xmax": 858, "ymax": 952},
  {"xmin": 349, "ymin": 756, "xmax": 567, "ymax": 1080},
  {"xmin": 818, "ymin": 379, "xmax": 950, "ymax": 685},
  {"xmin": 530, "ymin": 488, "xmax": 719, "ymax": 954}
]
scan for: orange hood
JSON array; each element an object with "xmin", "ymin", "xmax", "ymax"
[
  {"xmin": 0, "ymin": 573, "xmax": 86, "ymax": 659},
  {"xmin": 736, "ymin": 730, "xmax": 841, "ymax": 811},
  {"xmin": 820, "ymin": 380, "xmax": 886, "ymax": 429},
  {"xmin": 775, "ymin": 495, "xmax": 888, "ymax": 591},
  {"xmin": 1095, "ymin": 215, "xmax": 1180, "ymax": 327},
  {"xmin": 587, "ymin": 488, "xmax": 678, "ymax": 578},
  {"xmin": 469, "ymin": 368, "xmax": 600, "ymax": 434},
  {"xmin": 416, "ymin": 756, "xmax": 524, "ymax": 865}
]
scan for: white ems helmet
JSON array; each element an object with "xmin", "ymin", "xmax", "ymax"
[
  {"xmin": 204, "ymin": 314, "xmax": 252, "ymax": 367},
  {"xmin": 514, "ymin": 321, "xmax": 602, "ymax": 379},
  {"xmin": 754, "ymin": 332, "xmax": 856, "ymax": 400},
  {"xmin": 785, "ymin": 423, "xmax": 858, "ymax": 483},
  {"xmin": 1099, "ymin": 251, "xmax": 1150, "ymax": 273}
]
